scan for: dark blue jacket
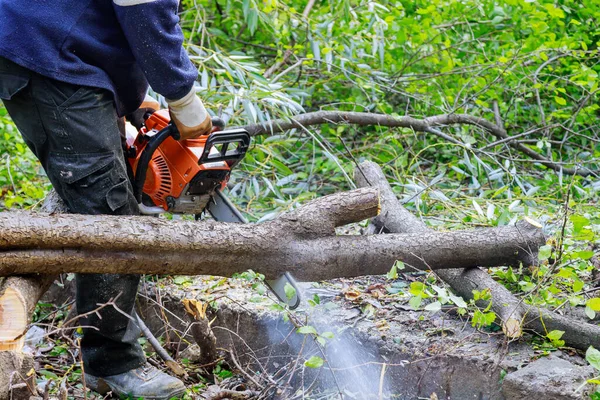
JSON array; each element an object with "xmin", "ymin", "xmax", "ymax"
[{"xmin": 0, "ymin": 0, "xmax": 197, "ymax": 116}]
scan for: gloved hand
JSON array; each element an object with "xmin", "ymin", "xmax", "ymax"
[
  {"xmin": 166, "ymin": 88, "xmax": 212, "ymax": 140},
  {"xmin": 126, "ymin": 94, "xmax": 160, "ymax": 130}
]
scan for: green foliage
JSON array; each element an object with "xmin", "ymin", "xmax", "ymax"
[
  {"xmin": 166, "ymin": 0, "xmax": 600, "ymax": 229},
  {"xmin": 583, "ymin": 347, "xmax": 600, "ymax": 394},
  {"xmin": 213, "ymin": 362, "xmax": 234, "ymax": 379},
  {"xmin": 386, "ymin": 261, "xmax": 404, "ymax": 280},
  {"xmin": 0, "ymin": 106, "xmax": 49, "ymax": 209},
  {"xmin": 284, "ymin": 282, "xmax": 296, "ymax": 300},
  {"xmin": 546, "ymin": 329, "xmax": 565, "ymax": 348},
  {"xmin": 304, "ymin": 355, "xmax": 324, "ymax": 369}
]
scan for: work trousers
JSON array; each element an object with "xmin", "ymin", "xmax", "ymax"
[{"xmin": 0, "ymin": 56, "xmax": 145, "ymax": 377}]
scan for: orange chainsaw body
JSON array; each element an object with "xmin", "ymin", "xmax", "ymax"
[{"xmin": 126, "ymin": 109, "xmax": 249, "ymax": 214}]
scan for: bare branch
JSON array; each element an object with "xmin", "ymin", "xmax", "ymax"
[{"xmin": 239, "ymin": 111, "xmax": 595, "ymax": 176}]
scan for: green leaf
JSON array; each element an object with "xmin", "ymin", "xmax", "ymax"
[
  {"xmin": 386, "ymin": 263, "xmax": 398, "ymax": 280},
  {"xmin": 587, "ymin": 298, "xmax": 600, "ymax": 311},
  {"xmin": 425, "ymin": 301, "xmax": 442, "ymax": 312},
  {"xmin": 321, "ymin": 331, "xmax": 335, "ymax": 339},
  {"xmin": 308, "ymin": 293, "xmax": 321, "ymax": 307},
  {"xmin": 547, "ymin": 330, "xmax": 564, "ymax": 341},
  {"xmin": 284, "ymin": 282, "xmax": 296, "ymax": 301},
  {"xmin": 173, "ymin": 276, "xmax": 192, "ymax": 286},
  {"xmin": 409, "ymin": 295, "xmax": 422, "ymax": 310},
  {"xmin": 304, "ymin": 356, "xmax": 324, "ymax": 369},
  {"xmin": 587, "ymin": 347, "xmax": 600, "ymax": 371},
  {"xmin": 409, "ymin": 281, "xmax": 428, "ymax": 297},
  {"xmin": 538, "ymin": 245, "xmax": 552, "ymax": 261},
  {"xmin": 297, "ymin": 326, "xmax": 317, "ymax": 335},
  {"xmin": 38, "ymin": 370, "xmax": 59, "ymax": 379},
  {"xmin": 554, "ymin": 96, "xmax": 567, "ymax": 106},
  {"xmin": 585, "ymin": 306, "xmax": 596, "ymax": 320},
  {"xmin": 577, "ymin": 250, "xmax": 595, "ymax": 260},
  {"xmin": 449, "ymin": 294, "xmax": 468, "ymax": 308},
  {"xmin": 570, "ymin": 215, "xmax": 590, "ymax": 234}
]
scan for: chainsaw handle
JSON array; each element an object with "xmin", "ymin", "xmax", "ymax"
[
  {"xmin": 134, "ymin": 124, "xmax": 179, "ymax": 204},
  {"xmin": 211, "ymin": 116, "xmax": 226, "ymax": 131}
]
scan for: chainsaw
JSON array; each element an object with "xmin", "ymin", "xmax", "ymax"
[{"xmin": 125, "ymin": 109, "xmax": 301, "ymax": 309}]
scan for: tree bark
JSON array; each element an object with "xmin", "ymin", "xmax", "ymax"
[
  {"xmin": 239, "ymin": 111, "xmax": 592, "ymax": 176},
  {"xmin": 0, "ymin": 189, "xmax": 544, "ymax": 281},
  {"xmin": 0, "ymin": 191, "xmax": 64, "ymax": 351},
  {"xmin": 355, "ymin": 160, "xmax": 600, "ymax": 350},
  {"xmin": 182, "ymin": 299, "xmax": 218, "ymax": 366},
  {"xmin": 354, "ymin": 160, "xmax": 525, "ymax": 337}
]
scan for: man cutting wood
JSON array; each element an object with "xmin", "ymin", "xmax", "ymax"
[{"xmin": 0, "ymin": 0, "xmax": 211, "ymax": 397}]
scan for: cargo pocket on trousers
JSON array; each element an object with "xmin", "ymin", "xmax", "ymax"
[
  {"xmin": 48, "ymin": 151, "xmax": 124, "ymax": 214},
  {"xmin": 0, "ymin": 72, "xmax": 29, "ymax": 100},
  {"xmin": 106, "ymin": 179, "xmax": 129, "ymax": 212}
]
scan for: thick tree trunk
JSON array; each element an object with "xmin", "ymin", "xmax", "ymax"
[
  {"xmin": 354, "ymin": 160, "xmax": 525, "ymax": 337},
  {"xmin": 0, "ymin": 189, "xmax": 544, "ymax": 281},
  {"xmin": 355, "ymin": 161, "xmax": 600, "ymax": 350}
]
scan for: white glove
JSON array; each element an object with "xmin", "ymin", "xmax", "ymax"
[{"xmin": 166, "ymin": 88, "xmax": 212, "ymax": 140}]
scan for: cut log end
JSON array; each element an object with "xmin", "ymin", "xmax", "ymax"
[
  {"xmin": 0, "ymin": 287, "xmax": 27, "ymax": 351},
  {"xmin": 502, "ymin": 318, "xmax": 523, "ymax": 339},
  {"xmin": 522, "ymin": 216, "xmax": 543, "ymax": 229}
]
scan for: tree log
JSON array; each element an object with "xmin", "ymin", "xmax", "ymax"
[
  {"xmin": 0, "ymin": 192, "xmax": 64, "ymax": 351},
  {"xmin": 355, "ymin": 161, "xmax": 600, "ymax": 350},
  {"xmin": 354, "ymin": 160, "xmax": 525, "ymax": 338},
  {"xmin": 0, "ymin": 189, "xmax": 544, "ymax": 280}
]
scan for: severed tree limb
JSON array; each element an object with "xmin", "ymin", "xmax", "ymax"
[
  {"xmin": 0, "ymin": 274, "xmax": 56, "ymax": 351},
  {"xmin": 239, "ymin": 111, "xmax": 593, "ymax": 176},
  {"xmin": 182, "ymin": 299, "xmax": 218, "ymax": 366},
  {"xmin": 355, "ymin": 160, "xmax": 600, "ymax": 350},
  {"xmin": 522, "ymin": 306, "xmax": 600, "ymax": 351},
  {"xmin": 0, "ymin": 189, "xmax": 544, "ymax": 280},
  {"xmin": 0, "ymin": 191, "xmax": 64, "ymax": 351},
  {"xmin": 354, "ymin": 160, "xmax": 525, "ymax": 338}
]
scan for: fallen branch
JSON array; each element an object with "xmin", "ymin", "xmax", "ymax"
[
  {"xmin": 355, "ymin": 160, "xmax": 600, "ymax": 350},
  {"xmin": 135, "ymin": 312, "xmax": 187, "ymax": 377},
  {"xmin": 239, "ymin": 111, "xmax": 593, "ymax": 176},
  {"xmin": 0, "ymin": 189, "xmax": 544, "ymax": 280},
  {"xmin": 354, "ymin": 160, "xmax": 525, "ymax": 338}
]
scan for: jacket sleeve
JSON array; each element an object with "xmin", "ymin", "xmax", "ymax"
[{"xmin": 112, "ymin": 0, "xmax": 197, "ymax": 101}]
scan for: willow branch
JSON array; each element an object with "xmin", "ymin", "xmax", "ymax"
[{"xmin": 239, "ymin": 111, "xmax": 593, "ymax": 176}]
